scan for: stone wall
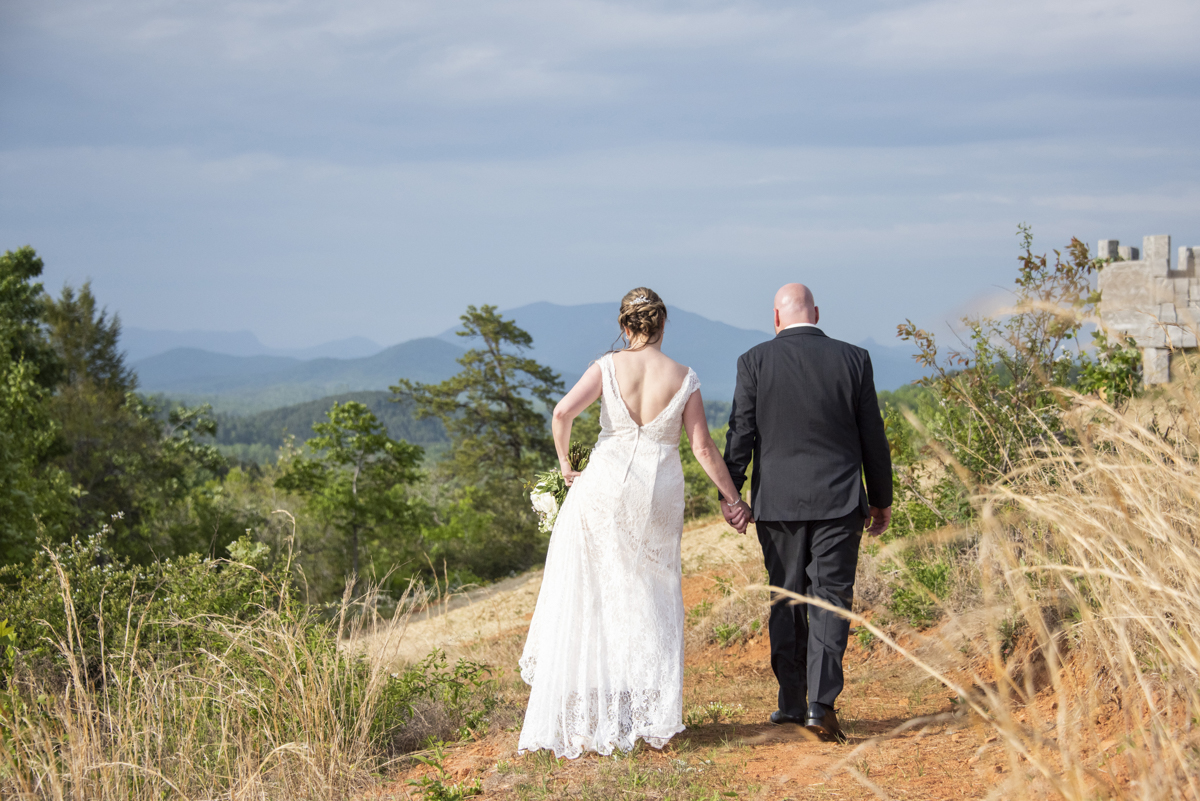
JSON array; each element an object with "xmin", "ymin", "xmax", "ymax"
[{"xmin": 1097, "ymin": 234, "xmax": 1200, "ymax": 384}]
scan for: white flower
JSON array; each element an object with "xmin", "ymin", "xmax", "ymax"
[{"xmin": 530, "ymin": 490, "xmax": 559, "ymax": 534}]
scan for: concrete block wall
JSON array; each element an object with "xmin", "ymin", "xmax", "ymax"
[{"xmin": 1097, "ymin": 234, "xmax": 1200, "ymax": 384}]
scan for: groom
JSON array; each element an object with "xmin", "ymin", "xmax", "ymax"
[{"xmin": 720, "ymin": 283, "xmax": 892, "ymax": 743}]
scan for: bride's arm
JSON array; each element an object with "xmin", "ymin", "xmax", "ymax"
[
  {"xmin": 551, "ymin": 363, "xmax": 603, "ymax": 483},
  {"xmin": 682, "ymin": 390, "xmax": 744, "ymax": 509}
]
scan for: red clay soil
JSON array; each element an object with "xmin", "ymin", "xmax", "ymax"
[{"xmin": 363, "ymin": 567, "xmax": 1137, "ymax": 800}]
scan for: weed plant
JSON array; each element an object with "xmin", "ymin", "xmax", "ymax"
[
  {"xmin": 0, "ymin": 529, "xmax": 499, "ymax": 799},
  {"xmin": 779, "ymin": 382, "xmax": 1200, "ymax": 799}
]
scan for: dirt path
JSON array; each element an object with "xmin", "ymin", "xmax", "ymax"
[
  {"xmin": 358, "ymin": 519, "xmax": 1014, "ymax": 800},
  {"xmin": 357, "ymin": 518, "xmax": 757, "ymax": 669}
]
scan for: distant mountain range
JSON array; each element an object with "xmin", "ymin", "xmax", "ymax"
[
  {"xmin": 132, "ymin": 303, "xmax": 926, "ymax": 414},
  {"xmin": 123, "ymin": 327, "xmax": 384, "ymax": 362},
  {"xmin": 438, "ymin": 302, "xmax": 773, "ymax": 399},
  {"xmin": 134, "ymin": 338, "xmax": 464, "ymax": 414}
]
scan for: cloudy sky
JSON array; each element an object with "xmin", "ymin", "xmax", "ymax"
[{"xmin": 2, "ymin": 0, "xmax": 1198, "ymax": 349}]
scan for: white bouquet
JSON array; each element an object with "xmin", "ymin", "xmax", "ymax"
[{"xmin": 528, "ymin": 442, "xmax": 592, "ymax": 535}]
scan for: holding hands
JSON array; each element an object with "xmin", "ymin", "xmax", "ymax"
[{"xmin": 721, "ymin": 496, "xmax": 752, "ymax": 534}]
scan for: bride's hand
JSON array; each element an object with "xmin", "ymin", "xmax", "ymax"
[
  {"xmin": 722, "ymin": 498, "xmax": 751, "ymax": 534},
  {"xmin": 560, "ymin": 461, "xmax": 582, "ymax": 487}
]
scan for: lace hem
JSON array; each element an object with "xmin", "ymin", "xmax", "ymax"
[
  {"xmin": 518, "ymin": 723, "xmax": 686, "ymax": 760},
  {"xmin": 517, "ymin": 687, "xmax": 685, "ymax": 759}
]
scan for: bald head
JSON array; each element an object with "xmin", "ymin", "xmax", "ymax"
[{"xmin": 773, "ymin": 283, "xmax": 818, "ymax": 333}]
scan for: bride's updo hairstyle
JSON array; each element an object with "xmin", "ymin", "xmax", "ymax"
[{"xmin": 616, "ymin": 287, "xmax": 668, "ymax": 350}]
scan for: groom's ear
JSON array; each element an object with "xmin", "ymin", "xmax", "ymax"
[
  {"xmin": 814, "ymin": 306, "xmax": 820, "ymax": 325},
  {"xmin": 773, "ymin": 308, "xmax": 781, "ymax": 330}
]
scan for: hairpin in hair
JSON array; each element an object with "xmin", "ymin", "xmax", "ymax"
[{"xmin": 630, "ymin": 295, "xmax": 649, "ymax": 304}]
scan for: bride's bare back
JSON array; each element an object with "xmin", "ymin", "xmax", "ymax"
[{"xmin": 610, "ymin": 349, "xmax": 690, "ymax": 426}]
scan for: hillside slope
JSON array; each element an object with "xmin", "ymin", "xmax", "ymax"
[
  {"xmin": 131, "ymin": 304, "xmax": 925, "ymax": 414},
  {"xmin": 135, "ymin": 337, "xmax": 465, "ymax": 412},
  {"xmin": 215, "ymin": 391, "xmax": 448, "ymax": 451}
]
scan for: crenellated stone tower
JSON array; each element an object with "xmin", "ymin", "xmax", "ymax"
[{"xmin": 1096, "ymin": 234, "xmax": 1200, "ymax": 384}]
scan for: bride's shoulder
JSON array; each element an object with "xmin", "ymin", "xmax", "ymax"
[{"xmin": 657, "ymin": 354, "xmax": 691, "ymax": 381}]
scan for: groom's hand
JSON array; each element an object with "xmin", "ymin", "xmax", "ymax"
[
  {"xmin": 722, "ymin": 498, "xmax": 752, "ymax": 534},
  {"xmin": 866, "ymin": 506, "xmax": 892, "ymax": 537}
]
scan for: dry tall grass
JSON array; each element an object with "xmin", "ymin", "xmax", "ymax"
[
  {"xmin": 775, "ymin": 383, "xmax": 1200, "ymax": 800},
  {"xmin": 0, "ymin": 558, "xmax": 451, "ymax": 800}
]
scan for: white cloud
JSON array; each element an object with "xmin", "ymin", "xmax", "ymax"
[{"xmin": 2, "ymin": 0, "xmax": 1197, "ymax": 349}]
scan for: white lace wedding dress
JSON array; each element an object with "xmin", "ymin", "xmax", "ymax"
[{"xmin": 518, "ymin": 353, "xmax": 700, "ymax": 758}]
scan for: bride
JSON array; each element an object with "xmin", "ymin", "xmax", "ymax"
[{"xmin": 518, "ymin": 287, "xmax": 752, "ymax": 758}]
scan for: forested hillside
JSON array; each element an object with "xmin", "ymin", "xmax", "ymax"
[
  {"xmin": 211, "ymin": 391, "xmax": 449, "ymax": 463},
  {"xmin": 130, "ymin": 303, "xmax": 925, "ymax": 416},
  {"xmin": 134, "ymin": 337, "xmax": 466, "ymax": 413}
]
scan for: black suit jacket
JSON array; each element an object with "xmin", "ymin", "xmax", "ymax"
[{"xmin": 722, "ymin": 326, "xmax": 892, "ymax": 522}]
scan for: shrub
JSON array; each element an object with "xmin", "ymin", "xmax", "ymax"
[
  {"xmin": 0, "ymin": 528, "xmax": 291, "ymax": 676},
  {"xmin": 887, "ymin": 552, "xmax": 952, "ymax": 627},
  {"xmin": 0, "ymin": 537, "xmax": 500, "ymax": 799}
]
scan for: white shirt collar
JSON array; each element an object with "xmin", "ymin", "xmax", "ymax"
[{"xmin": 781, "ymin": 322, "xmax": 818, "ymax": 331}]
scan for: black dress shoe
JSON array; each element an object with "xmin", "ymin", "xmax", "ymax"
[
  {"xmin": 804, "ymin": 702, "xmax": 847, "ymax": 743},
  {"xmin": 769, "ymin": 710, "xmax": 805, "ymax": 725}
]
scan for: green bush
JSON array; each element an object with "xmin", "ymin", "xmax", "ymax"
[
  {"xmin": 894, "ymin": 229, "xmax": 1141, "ymax": 523},
  {"xmin": 0, "ymin": 529, "xmax": 292, "ymax": 675},
  {"xmin": 887, "ymin": 551, "xmax": 952, "ymax": 627},
  {"xmin": 0, "ymin": 529, "xmax": 503, "ymax": 798}
]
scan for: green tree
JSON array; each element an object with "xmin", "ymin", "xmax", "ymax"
[
  {"xmin": 0, "ymin": 350, "xmax": 73, "ymax": 563},
  {"xmin": 392, "ymin": 305, "xmax": 563, "ymax": 578},
  {"xmin": 0, "ymin": 248, "xmax": 72, "ymax": 563},
  {"xmin": 44, "ymin": 281, "xmax": 135, "ymax": 394},
  {"xmin": 37, "ymin": 281, "xmax": 228, "ymax": 560},
  {"xmin": 0, "ymin": 247, "xmax": 62, "ymax": 390},
  {"xmin": 275, "ymin": 401, "xmax": 423, "ymax": 590}
]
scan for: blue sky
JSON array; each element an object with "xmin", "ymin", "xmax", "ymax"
[{"xmin": 2, "ymin": 0, "xmax": 1198, "ymax": 349}]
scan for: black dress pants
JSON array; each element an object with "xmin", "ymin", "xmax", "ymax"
[{"xmin": 757, "ymin": 512, "xmax": 863, "ymax": 716}]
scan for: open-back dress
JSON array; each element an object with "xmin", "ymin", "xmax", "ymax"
[{"xmin": 518, "ymin": 352, "xmax": 700, "ymax": 758}]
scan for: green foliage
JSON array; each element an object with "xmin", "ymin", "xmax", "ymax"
[
  {"xmin": 0, "ymin": 529, "xmax": 291, "ymax": 670},
  {"xmin": 1076, "ymin": 328, "xmax": 1142, "ymax": 404},
  {"xmin": 393, "ymin": 305, "xmax": 562, "ymax": 482},
  {"xmin": 0, "ymin": 249, "xmax": 74, "ymax": 563},
  {"xmin": 31, "ymin": 274, "xmax": 235, "ymax": 563},
  {"xmin": 686, "ymin": 599, "xmax": 712, "ymax": 626},
  {"xmin": 680, "ymin": 424, "xmax": 728, "ymax": 519},
  {"xmin": 394, "ymin": 306, "xmax": 564, "ymax": 579},
  {"xmin": 43, "ymin": 282, "xmax": 134, "ymax": 395},
  {"xmin": 887, "ymin": 552, "xmax": 952, "ymax": 627},
  {"xmin": 855, "ymin": 627, "xmax": 877, "ymax": 650},
  {"xmin": 570, "ymin": 399, "xmax": 602, "ymax": 449},
  {"xmin": 711, "ymin": 622, "xmax": 742, "ymax": 648},
  {"xmin": 0, "ymin": 619, "xmax": 15, "ymax": 672},
  {"xmin": 530, "ymin": 442, "xmax": 592, "ymax": 507},
  {"xmin": 0, "ymin": 534, "xmax": 503, "ymax": 797},
  {"xmin": 0, "ymin": 351, "xmax": 73, "ymax": 563},
  {"xmin": 276, "ymin": 401, "xmax": 423, "ymax": 588},
  {"xmin": 996, "ymin": 615, "xmax": 1027, "ymax": 660},
  {"xmin": 0, "ymin": 247, "xmax": 62, "ymax": 390},
  {"xmin": 898, "ymin": 228, "xmax": 1096, "ymax": 486},
  {"xmin": 214, "ymin": 391, "xmax": 448, "ymax": 462},
  {"xmin": 408, "ymin": 742, "xmax": 484, "ymax": 800},
  {"xmin": 893, "ymin": 229, "xmax": 1143, "ymax": 533},
  {"xmin": 683, "ymin": 701, "xmax": 744, "ymax": 727}
]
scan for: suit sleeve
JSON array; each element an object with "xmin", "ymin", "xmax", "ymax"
[
  {"xmin": 856, "ymin": 353, "xmax": 893, "ymax": 508},
  {"xmin": 722, "ymin": 352, "xmax": 757, "ymax": 500}
]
